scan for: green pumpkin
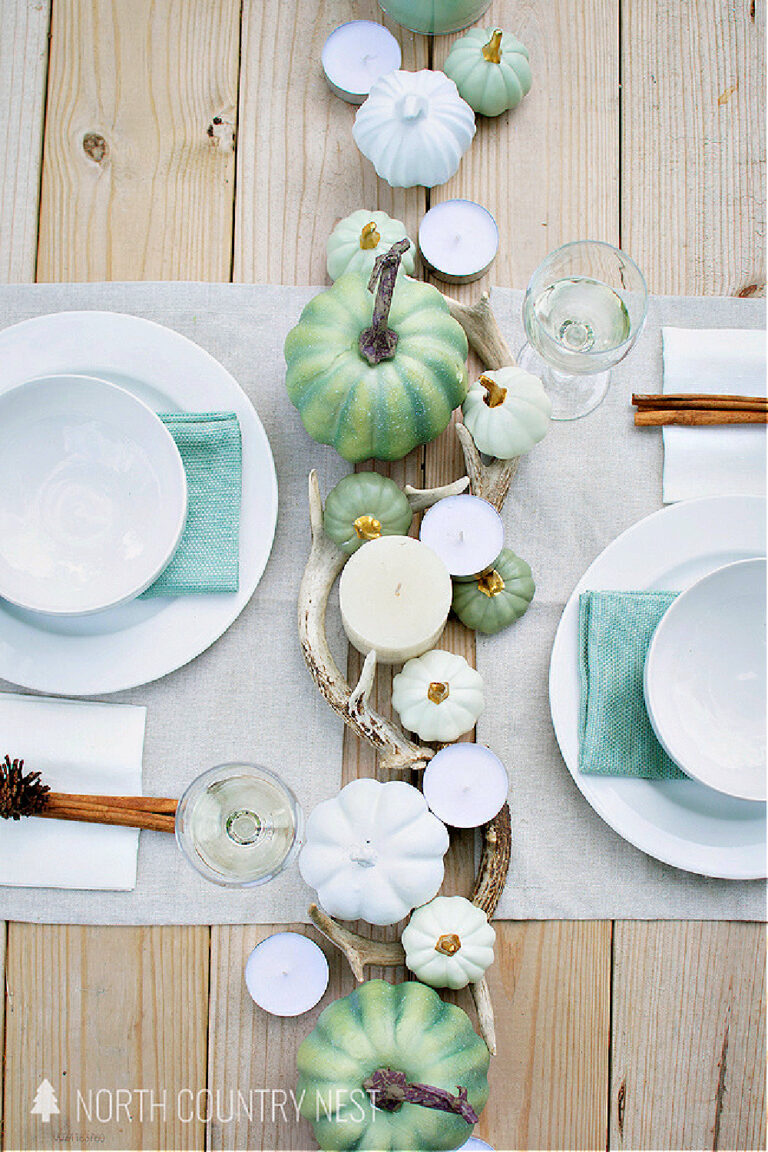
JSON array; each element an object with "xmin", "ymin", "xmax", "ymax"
[
  {"xmin": 285, "ymin": 240, "xmax": 469, "ymax": 463},
  {"xmin": 324, "ymin": 472, "xmax": 413, "ymax": 553},
  {"xmin": 297, "ymin": 979, "xmax": 490, "ymax": 1152},
  {"xmin": 443, "ymin": 28, "xmax": 532, "ymax": 118},
  {"xmin": 452, "ymin": 548, "xmax": 535, "ymax": 634}
]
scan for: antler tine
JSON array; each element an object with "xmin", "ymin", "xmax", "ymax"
[
  {"xmin": 441, "ymin": 290, "xmax": 515, "ymax": 371},
  {"xmin": 299, "ymin": 471, "xmax": 434, "ymax": 773},
  {"xmin": 455, "ymin": 424, "xmax": 520, "ymax": 513}
]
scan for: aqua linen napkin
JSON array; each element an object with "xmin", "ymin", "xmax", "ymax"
[
  {"xmin": 142, "ymin": 412, "xmax": 242, "ymax": 596},
  {"xmin": 578, "ymin": 590, "xmax": 687, "ymax": 779}
]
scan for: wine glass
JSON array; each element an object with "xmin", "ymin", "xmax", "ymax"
[
  {"xmin": 519, "ymin": 241, "xmax": 648, "ymax": 420},
  {"xmin": 175, "ymin": 763, "xmax": 304, "ymax": 887}
]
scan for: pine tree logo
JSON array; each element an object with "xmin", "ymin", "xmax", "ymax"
[{"xmin": 31, "ymin": 1079, "xmax": 59, "ymax": 1123}]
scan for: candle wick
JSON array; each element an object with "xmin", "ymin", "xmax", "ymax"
[
  {"xmin": 458, "ymin": 530, "xmax": 465, "ymax": 543},
  {"xmin": 453, "ymin": 234, "xmax": 461, "ymax": 245}
]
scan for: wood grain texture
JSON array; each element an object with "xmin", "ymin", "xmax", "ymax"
[
  {"xmin": 0, "ymin": 0, "xmax": 50, "ymax": 282},
  {"xmin": 621, "ymin": 0, "xmax": 766, "ymax": 296},
  {"xmin": 234, "ymin": 0, "xmax": 428, "ymax": 284},
  {"xmin": 3, "ymin": 925, "xmax": 209, "ymax": 1151},
  {"xmin": 611, "ymin": 922, "xmax": 766, "ymax": 1152},
  {"xmin": 431, "ymin": 0, "xmax": 620, "ymax": 292},
  {"xmin": 37, "ymin": 0, "xmax": 241, "ymax": 281}
]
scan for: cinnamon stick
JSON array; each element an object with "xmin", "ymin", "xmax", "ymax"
[
  {"xmin": 45, "ymin": 792, "xmax": 178, "ymax": 816},
  {"xmin": 633, "ymin": 393, "xmax": 768, "ymax": 412},
  {"xmin": 634, "ymin": 409, "xmax": 767, "ymax": 426},
  {"xmin": 41, "ymin": 799, "xmax": 176, "ymax": 833}
]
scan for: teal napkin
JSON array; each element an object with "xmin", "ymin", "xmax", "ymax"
[
  {"xmin": 142, "ymin": 412, "xmax": 242, "ymax": 596},
  {"xmin": 578, "ymin": 591, "xmax": 687, "ymax": 779}
]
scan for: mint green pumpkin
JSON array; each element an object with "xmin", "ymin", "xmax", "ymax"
[
  {"xmin": 452, "ymin": 548, "xmax": 534, "ymax": 634},
  {"xmin": 285, "ymin": 241, "xmax": 469, "ymax": 463},
  {"xmin": 324, "ymin": 472, "xmax": 413, "ymax": 553},
  {"xmin": 297, "ymin": 979, "xmax": 490, "ymax": 1152},
  {"xmin": 443, "ymin": 28, "xmax": 532, "ymax": 118}
]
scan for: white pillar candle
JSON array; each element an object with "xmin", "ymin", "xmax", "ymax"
[
  {"xmin": 419, "ymin": 494, "xmax": 504, "ymax": 578},
  {"xmin": 339, "ymin": 535, "xmax": 452, "ymax": 664},
  {"xmin": 245, "ymin": 932, "xmax": 329, "ymax": 1017},
  {"xmin": 322, "ymin": 21, "xmax": 402, "ymax": 105},
  {"xmin": 422, "ymin": 743, "xmax": 508, "ymax": 827},
  {"xmin": 418, "ymin": 199, "xmax": 499, "ymax": 283}
]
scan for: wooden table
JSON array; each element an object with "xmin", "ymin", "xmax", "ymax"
[{"xmin": 0, "ymin": 2, "xmax": 764, "ymax": 1149}]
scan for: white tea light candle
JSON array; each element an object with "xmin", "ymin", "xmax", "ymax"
[
  {"xmin": 419, "ymin": 494, "xmax": 504, "ymax": 577},
  {"xmin": 245, "ymin": 932, "xmax": 329, "ymax": 1017},
  {"xmin": 418, "ymin": 199, "xmax": 499, "ymax": 283},
  {"xmin": 456, "ymin": 1139, "xmax": 495, "ymax": 1152},
  {"xmin": 422, "ymin": 743, "xmax": 508, "ymax": 827},
  {"xmin": 339, "ymin": 535, "xmax": 452, "ymax": 664},
  {"xmin": 322, "ymin": 21, "xmax": 402, "ymax": 104}
]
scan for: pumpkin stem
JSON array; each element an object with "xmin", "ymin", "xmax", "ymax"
[
  {"xmin": 360, "ymin": 221, "xmax": 380, "ymax": 250},
  {"xmin": 477, "ymin": 569, "xmax": 505, "ymax": 597},
  {"xmin": 354, "ymin": 514, "xmax": 382, "ymax": 541},
  {"xmin": 479, "ymin": 374, "xmax": 507, "ymax": 408},
  {"xmin": 482, "ymin": 29, "xmax": 503, "ymax": 64},
  {"xmin": 435, "ymin": 932, "xmax": 462, "ymax": 955},
  {"xmin": 363, "ymin": 1068, "xmax": 479, "ymax": 1125},
  {"xmin": 359, "ymin": 239, "xmax": 410, "ymax": 365},
  {"xmin": 427, "ymin": 681, "xmax": 450, "ymax": 705}
]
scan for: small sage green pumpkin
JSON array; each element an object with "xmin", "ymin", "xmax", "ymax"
[
  {"xmin": 323, "ymin": 472, "xmax": 413, "ymax": 553},
  {"xmin": 452, "ymin": 548, "xmax": 534, "ymax": 634},
  {"xmin": 462, "ymin": 367, "xmax": 550, "ymax": 459},
  {"xmin": 296, "ymin": 979, "xmax": 490, "ymax": 1152},
  {"xmin": 327, "ymin": 209, "xmax": 416, "ymax": 282},
  {"xmin": 443, "ymin": 28, "xmax": 532, "ymax": 118},
  {"xmin": 285, "ymin": 242, "xmax": 469, "ymax": 463}
]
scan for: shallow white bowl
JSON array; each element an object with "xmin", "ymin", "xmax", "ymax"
[
  {"xmin": 0, "ymin": 374, "xmax": 187, "ymax": 615},
  {"xmin": 644, "ymin": 558, "xmax": 767, "ymax": 802}
]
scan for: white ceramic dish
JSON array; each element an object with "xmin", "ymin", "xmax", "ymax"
[
  {"xmin": 644, "ymin": 558, "xmax": 767, "ymax": 802},
  {"xmin": 0, "ymin": 311, "xmax": 278, "ymax": 695},
  {"xmin": 0, "ymin": 374, "xmax": 187, "ymax": 615},
  {"xmin": 549, "ymin": 495, "xmax": 766, "ymax": 879}
]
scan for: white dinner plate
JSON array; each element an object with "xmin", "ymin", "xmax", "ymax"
[
  {"xmin": 549, "ymin": 495, "xmax": 767, "ymax": 879},
  {"xmin": 0, "ymin": 312, "xmax": 278, "ymax": 695},
  {"xmin": 645, "ymin": 558, "xmax": 767, "ymax": 802}
]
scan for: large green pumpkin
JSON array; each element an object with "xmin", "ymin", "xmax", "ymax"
[
  {"xmin": 296, "ymin": 979, "xmax": 490, "ymax": 1151},
  {"xmin": 285, "ymin": 241, "xmax": 469, "ymax": 463}
]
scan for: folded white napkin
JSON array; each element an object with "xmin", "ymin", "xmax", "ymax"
[
  {"xmin": 661, "ymin": 327, "xmax": 766, "ymax": 503},
  {"xmin": 0, "ymin": 694, "xmax": 146, "ymax": 890}
]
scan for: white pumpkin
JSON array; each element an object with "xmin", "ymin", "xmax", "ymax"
[
  {"xmin": 391, "ymin": 649, "xmax": 484, "ymax": 742},
  {"xmin": 326, "ymin": 209, "xmax": 416, "ymax": 282},
  {"xmin": 353, "ymin": 70, "xmax": 476, "ymax": 189},
  {"xmin": 402, "ymin": 895, "xmax": 496, "ymax": 989},
  {"xmin": 462, "ymin": 367, "xmax": 551, "ymax": 459},
  {"xmin": 298, "ymin": 778, "xmax": 449, "ymax": 927}
]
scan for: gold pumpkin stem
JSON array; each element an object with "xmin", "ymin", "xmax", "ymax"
[
  {"xmin": 360, "ymin": 221, "xmax": 380, "ymax": 250},
  {"xmin": 435, "ymin": 933, "xmax": 462, "ymax": 956},
  {"xmin": 354, "ymin": 514, "xmax": 382, "ymax": 541},
  {"xmin": 479, "ymin": 374, "xmax": 507, "ymax": 408},
  {"xmin": 427, "ymin": 681, "xmax": 450, "ymax": 705},
  {"xmin": 482, "ymin": 29, "xmax": 503, "ymax": 64},
  {"xmin": 477, "ymin": 569, "xmax": 505, "ymax": 598}
]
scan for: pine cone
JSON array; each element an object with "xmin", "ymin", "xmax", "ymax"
[{"xmin": 0, "ymin": 756, "xmax": 50, "ymax": 820}]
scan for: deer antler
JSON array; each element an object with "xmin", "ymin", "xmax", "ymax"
[
  {"xmin": 441, "ymin": 290, "xmax": 525, "ymax": 513},
  {"xmin": 298, "ymin": 470, "xmax": 469, "ymax": 772}
]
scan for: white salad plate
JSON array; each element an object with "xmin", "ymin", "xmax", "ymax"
[
  {"xmin": 550, "ymin": 495, "xmax": 767, "ymax": 879},
  {"xmin": 0, "ymin": 374, "xmax": 188, "ymax": 616},
  {"xmin": 645, "ymin": 558, "xmax": 767, "ymax": 803},
  {"xmin": 0, "ymin": 312, "xmax": 278, "ymax": 695}
]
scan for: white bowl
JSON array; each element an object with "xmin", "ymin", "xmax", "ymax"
[
  {"xmin": 0, "ymin": 374, "xmax": 187, "ymax": 615},
  {"xmin": 644, "ymin": 558, "xmax": 767, "ymax": 802}
]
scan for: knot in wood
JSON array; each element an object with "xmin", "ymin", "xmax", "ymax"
[{"xmin": 82, "ymin": 133, "xmax": 108, "ymax": 164}]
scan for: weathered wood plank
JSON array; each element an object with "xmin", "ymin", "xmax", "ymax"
[
  {"xmin": 37, "ymin": 0, "xmax": 241, "ymax": 281},
  {"xmin": 0, "ymin": 0, "xmax": 50, "ymax": 282},
  {"xmin": 621, "ymin": 0, "xmax": 766, "ymax": 296},
  {"xmin": 3, "ymin": 925, "xmax": 210, "ymax": 1151},
  {"xmin": 611, "ymin": 921, "xmax": 766, "ymax": 1152}
]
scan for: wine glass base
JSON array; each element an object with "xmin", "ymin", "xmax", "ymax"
[{"xmin": 517, "ymin": 344, "xmax": 611, "ymax": 421}]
